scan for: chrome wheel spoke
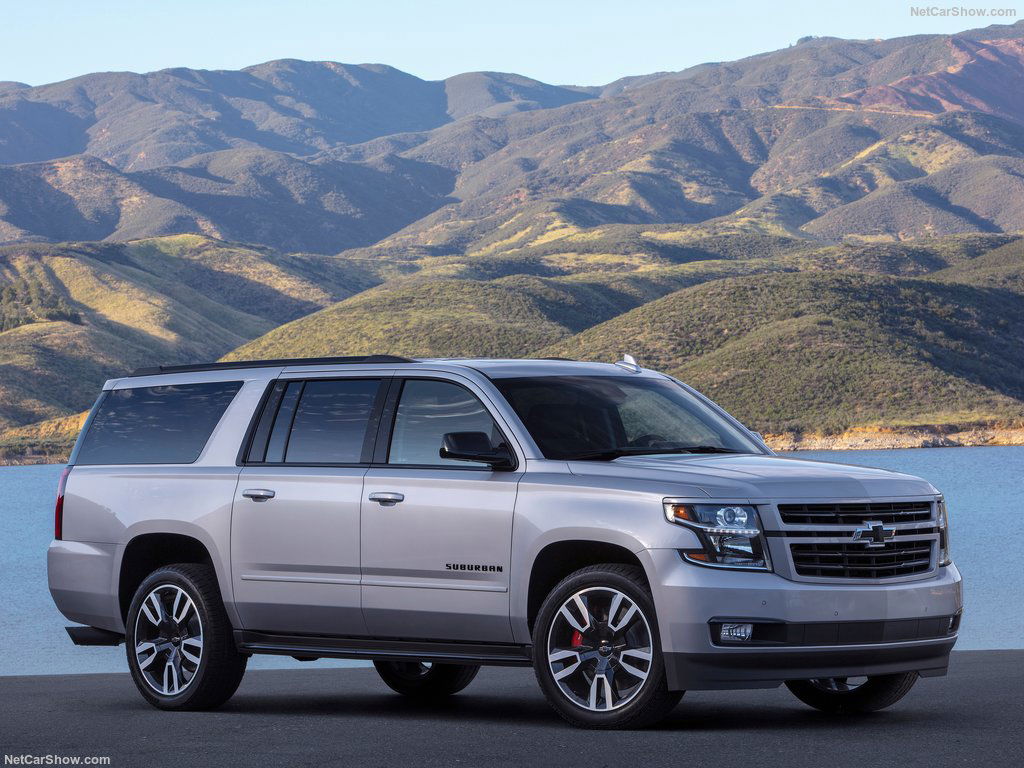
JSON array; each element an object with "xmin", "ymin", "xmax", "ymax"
[
  {"xmin": 588, "ymin": 673, "xmax": 615, "ymax": 711},
  {"xmin": 549, "ymin": 649, "xmax": 582, "ymax": 681},
  {"xmin": 180, "ymin": 637, "xmax": 203, "ymax": 665},
  {"xmin": 136, "ymin": 641, "xmax": 158, "ymax": 670},
  {"xmin": 608, "ymin": 594, "xmax": 638, "ymax": 632},
  {"xmin": 141, "ymin": 593, "xmax": 163, "ymax": 625},
  {"xmin": 162, "ymin": 658, "xmax": 180, "ymax": 695},
  {"xmin": 559, "ymin": 594, "xmax": 592, "ymax": 633},
  {"xmin": 618, "ymin": 647, "xmax": 652, "ymax": 679},
  {"xmin": 171, "ymin": 588, "xmax": 192, "ymax": 624}
]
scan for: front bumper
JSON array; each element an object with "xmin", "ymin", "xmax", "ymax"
[{"xmin": 641, "ymin": 548, "xmax": 963, "ymax": 691}]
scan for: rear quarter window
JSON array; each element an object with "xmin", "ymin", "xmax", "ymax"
[{"xmin": 75, "ymin": 381, "xmax": 243, "ymax": 465}]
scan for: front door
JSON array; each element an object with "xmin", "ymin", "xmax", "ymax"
[
  {"xmin": 231, "ymin": 376, "xmax": 387, "ymax": 636},
  {"xmin": 361, "ymin": 376, "xmax": 521, "ymax": 642}
]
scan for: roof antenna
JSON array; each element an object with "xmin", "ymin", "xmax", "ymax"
[{"xmin": 615, "ymin": 353, "xmax": 641, "ymax": 373}]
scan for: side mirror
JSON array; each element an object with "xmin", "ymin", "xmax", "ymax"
[{"xmin": 440, "ymin": 432, "xmax": 515, "ymax": 470}]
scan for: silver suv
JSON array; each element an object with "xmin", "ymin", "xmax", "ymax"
[{"xmin": 48, "ymin": 356, "xmax": 962, "ymax": 728}]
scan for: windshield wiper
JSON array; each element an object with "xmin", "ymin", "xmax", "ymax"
[
  {"xmin": 563, "ymin": 446, "xmax": 746, "ymax": 461},
  {"xmin": 674, "ymin": 445, "xmax": 747, "ymax": 454}
]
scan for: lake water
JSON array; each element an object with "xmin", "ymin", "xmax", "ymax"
[{"xmin": 2, "ymin": 446, "xmax": 1022, "ymax": 676}]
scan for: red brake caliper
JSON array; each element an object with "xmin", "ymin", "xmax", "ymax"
[{"xmin": 571, "ymin": 630, "xmax": 584, "ymax": 647}]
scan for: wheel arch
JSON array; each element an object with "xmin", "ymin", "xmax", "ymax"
[
  {"xmin": 522, "ymin": 535, "xmax": 652, "ymax": 639},
  {"xmin": 117, "ymin": 530, "xmax": 223, "ymax": 623}
]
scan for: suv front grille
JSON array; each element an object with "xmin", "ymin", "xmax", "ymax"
[
  {"xmin": 778, "ymin": 501, "xmax": 932, "ymax": 526},
  {"xmin": 790, "ymin": 540, "xmax": 933, "ymax": 579}
]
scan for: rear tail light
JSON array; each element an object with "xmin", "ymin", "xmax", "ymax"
[{"xmin": 54, "ymin": 466, "xmax": 71, "ymax": 540}]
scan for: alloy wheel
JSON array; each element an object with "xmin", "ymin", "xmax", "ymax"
[
  {"xmin": 809, "ymin": 676, "xmax": 868, "ymax": 692},
  {"xmin": 546, "ymin": 587, "xmax": 653, "ymax": 712},
  {"xmin": 133, "ymin": 584, "xmax": 204, "ymax": 696}
]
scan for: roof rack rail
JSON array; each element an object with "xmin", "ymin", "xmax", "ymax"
[{"xmin": 129, "ymin": 355, "xmax": 415, "ymax": 377}]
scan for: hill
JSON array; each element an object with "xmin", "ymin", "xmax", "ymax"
[
  {"xmin": 541, "ymin": 271, "xmax": 1024, "ymax": 434},
  {"xmin": 0, "ymin": 235, "xmax": 365, "ymax": 428},
  {"xmin": 223, "ymin": 232, "xmax": 1024, "ymax": 447}
]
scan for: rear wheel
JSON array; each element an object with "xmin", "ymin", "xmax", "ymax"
[
  {"xmin": 785, "ymin": 673, "xmax": 918, "ymax": 713},
  {"xmin": 373, "ymin": 660, "xmax": 479, "ymax": 698},
  {"xmin": 532, "ymin": 564, "xmax": 683, "ymax": 729},
  {"xmin": 126, "ymin": 563, "xmax": 247, "ymax": 710}
]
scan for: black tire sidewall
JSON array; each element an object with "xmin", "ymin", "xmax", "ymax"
[
  {"xmin": 374, "ymin": 661, "xmax": 480, "ymax": 698},
  {"xmin": 125, "ymin": 564, "xmax": 231, "ymax": 709},
  {"xmin": 532, "ymin": 565, "xmax": 672, "ymax": 728},
  {"xmin": 785, "ymin": 672, "xmax": 919, "ymax": 714}
]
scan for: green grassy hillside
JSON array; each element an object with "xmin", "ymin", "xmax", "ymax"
[
  {"xmin": 0, "ymin": 235, "xmax": 363, "ymax": 427},
  {"xmin": 225, "ymin": 275, "xmax": 641, "ymax": 360},
  {"xmin": 230, "ymin": 234, "xmax": 1024, "ymax": 440},
  {"xmin": 542, "ymin": 272, "xmax": 1024, "ymax": 433}
]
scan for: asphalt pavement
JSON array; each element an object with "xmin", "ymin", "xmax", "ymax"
[{"xmin": 3, "ymin": 650, "xmax": 1022, "ymax": 768}]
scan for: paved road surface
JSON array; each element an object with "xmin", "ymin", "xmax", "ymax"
[{"xmin": 3, "ymin": 651, "xmax": 1021, "ymax": 767}]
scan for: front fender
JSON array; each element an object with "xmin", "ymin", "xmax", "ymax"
[{"xmin": 509, "ymin": 473, "xmax": 702, "ymax": 644}]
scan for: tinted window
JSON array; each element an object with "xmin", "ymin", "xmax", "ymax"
[
  {"xmin": 283, "ymin": 379, "xmax": 381, "ymax": 464},
  {"xmin": 264, "ymin": 382, "xmax": 302, "ymax": 463},
  {"xmin": 76, "ymin": 381, "xmax": 242, "ymax": 465},
  {"xmin": 388, "ymin": 379, "xmax": 501, "ymax": 467},
  {"xmin": 493, "ymin": 376, "xmax": 760, "ymax": 460}
]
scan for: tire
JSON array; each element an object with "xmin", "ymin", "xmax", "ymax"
[
  {"xmin": 373, "ymin": 660, "xmax": 480, "ymax": 698},
  {"xmin": 785, "ymin": 672, "xmax": 918, "ymax": 714},
  {"xmin": 125, "ymin": 563, "xmax": 247, "ymax": 710},
  {"xmin": 532, "ymin": 563, "xmax": 683, "ymax": 729}
]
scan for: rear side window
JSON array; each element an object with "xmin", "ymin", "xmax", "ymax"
[
  {"xmin": 248, "ymin": 378, "xmax": 384, "ymax": 465},
  {"xmin": 285, "ymin": 379, "xmax": 381, "ymax": 464},
  {"xmin": 76, "ymin": 381, "xmax": 242, "ymax": 465}
]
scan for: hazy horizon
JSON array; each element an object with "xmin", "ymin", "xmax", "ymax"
[{"xmin": 3, "ymin": 0, "xmax": 1021, "ymax": 88}]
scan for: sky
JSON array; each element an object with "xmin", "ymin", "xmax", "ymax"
[{"xmin": 2, "ymin": 0, "xmax": 1021, "ymax": 87}]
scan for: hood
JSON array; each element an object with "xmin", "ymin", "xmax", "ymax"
[{"xmin": 566, "ymin": 453, "xmax": 937, "ymax": 500}]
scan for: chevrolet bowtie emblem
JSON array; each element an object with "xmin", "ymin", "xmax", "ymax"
[{"xmin": 851, "ymin": 521, "xmax": 896, "ymax": 548}]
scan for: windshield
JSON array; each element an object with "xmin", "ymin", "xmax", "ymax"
[{"xmin": 492, "ymin": 375, "xmax": 762, "ymax": 461}]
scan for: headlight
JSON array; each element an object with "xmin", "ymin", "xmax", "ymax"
[
  {"xmin": 664, "ymin": 501, "xmax": 772, "ymax": 571},
  {"xmin": 937, "ymin": 497, "xmax": 952, "ymax": 566}
]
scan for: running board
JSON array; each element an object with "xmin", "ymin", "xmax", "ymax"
[
  {"xmin": 66, "ymin": 626, "xmax": 125, "ymax": 646},
  {"xmin": 235, "ymin": 630, "xmax": 533, "ymax": 667}
]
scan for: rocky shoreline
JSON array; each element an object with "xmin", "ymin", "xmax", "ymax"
[{"xmin": 765, "ymin": 424, "xmax": 1024, "ymax": 451}]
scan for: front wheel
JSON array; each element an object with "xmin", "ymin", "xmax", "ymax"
[
  {"xmin": 532, "ymin": 564, "xmax": 683, "ymax": 729},
  {"xmin": 125, "ymin": 563, "xmax": 247, "ymax": 710},
  {"xmin": 373, "ymin": 660, "xmax": 479, "ymax": 698},
  {"xmin": 785, "ymin": 673, "xmax": 918, "ymax": 713}
]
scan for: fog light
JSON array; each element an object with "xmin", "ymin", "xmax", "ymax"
[{"xmin": 720, "ymin": 623, "xmax": 754, "ymax": 643}]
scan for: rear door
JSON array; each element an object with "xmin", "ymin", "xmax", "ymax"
[
  {"xmin": 360, "ymin": 374, "xmax": 522, "ymax": 642},
  {"xmin": 231, "ymin": 375, "xmax": 389, "ymax": 636}
]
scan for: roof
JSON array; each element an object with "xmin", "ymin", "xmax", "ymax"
[
  {"xmin": 128, "ymin": 356, "xmax": 648, "ymax": 379},
  {"xmin": 129, "ymin": 355, "xmax": 414, "ymax": 376},
  {"xmin": 429, "ymin": 358, "xmax": 646, "ymax": 378}
]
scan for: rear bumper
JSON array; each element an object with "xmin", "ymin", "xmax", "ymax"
[
  {"xmin": 641, "ymin": 548, "xmax": 963, "ymax": 690},
  {"xmin": 48, "ymin": 539, "xmax": 124, "ymax": 633}
]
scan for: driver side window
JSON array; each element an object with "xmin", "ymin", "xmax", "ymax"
[{"xmin": 388, "ymin": 379, "xmax": 502, "ymax": 467}]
